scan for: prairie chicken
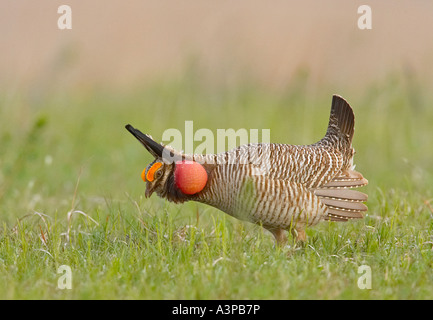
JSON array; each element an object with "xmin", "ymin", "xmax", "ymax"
[{"xmin": 125, "ymin": 95, "xmax": 368, "ymax": 245}]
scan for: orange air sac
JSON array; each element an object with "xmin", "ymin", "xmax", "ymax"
[{"xmin": 174, "ymin": 161, "xmax": 208, "ymax": 195}]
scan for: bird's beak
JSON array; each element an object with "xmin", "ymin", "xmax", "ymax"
[{"xmin": 145, "ymin": 183, "xmax": 156, "ymax": 198}]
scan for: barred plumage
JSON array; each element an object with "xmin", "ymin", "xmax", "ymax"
[{"xmin": 126, "ymin": 95, "xmax": 368, "ymax": 245}]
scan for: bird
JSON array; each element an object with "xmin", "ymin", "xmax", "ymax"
[{"xmin": 125, "ymin": 95, "xmax": 368, "ymax": 246}]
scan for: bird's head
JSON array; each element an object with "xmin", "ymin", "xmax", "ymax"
[{"xmin": 125, "ymin": 124, "xmax": 209, "ymax": 203}]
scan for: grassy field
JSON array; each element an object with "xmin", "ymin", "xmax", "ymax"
[{"xmin": 1, "ymin": 72, "xmax": 433, "ymax": 299}]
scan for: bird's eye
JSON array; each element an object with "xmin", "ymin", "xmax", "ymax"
[{"xmin": 155, "ymin": 170, "xmax": 163, "ymax": 179}]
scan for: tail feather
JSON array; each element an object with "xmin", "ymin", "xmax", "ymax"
[
  {"xmin": 317, "ymin": 95, "xmax": 355, "ymax": 157},
  {"xmin": 326, "ymin": 95, "xmax": 355, "ymax": 143}
]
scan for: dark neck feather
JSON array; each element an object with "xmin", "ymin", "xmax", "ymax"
[{"xmin": 161, "ymin": 169, "xmax": 191, "ymax": 204}]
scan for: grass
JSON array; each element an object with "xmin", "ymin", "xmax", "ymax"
[{"xmin": 1, "ymin": 71, "xmax": 433, "ymax": 299}]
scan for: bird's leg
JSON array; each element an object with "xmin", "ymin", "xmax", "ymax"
[
  {"xmin": 290, "ymin": 228, "xmax": 307, "ymax": 243},
  {"xmin": 269, "ymin": 228, "xmax": 288, "ymax": 246}
]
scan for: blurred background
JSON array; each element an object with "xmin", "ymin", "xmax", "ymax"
[
  {"xmin": 1, "ymin": 0, "xmax": 432, "ymax": 222},
  {"xmin": 2, "ymin": 1, "xmax": 433, "ymax": 91}
]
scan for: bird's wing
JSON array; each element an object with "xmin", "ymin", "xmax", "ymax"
[
  {"xmin": 237, "ymin": 174, "xmax": 327, "ymax": 228},
  {"xmin": 257, "ymin": 144, "xmax": 344, "ymax": 189}
]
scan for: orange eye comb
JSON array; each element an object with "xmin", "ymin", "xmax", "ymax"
[
  {"xmin": 142, "ymin": 162, "xmax": 162, "ymax": 182},
  {"xmin": 141, "ymin": 168, "xmax": 147, "ymax": 182}
]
